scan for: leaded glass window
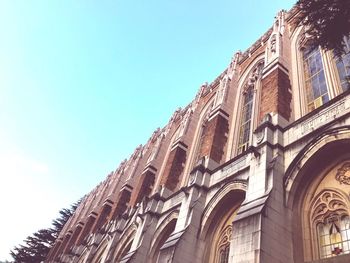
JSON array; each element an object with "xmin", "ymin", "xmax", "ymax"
[
  {"xmin": 302, "ymin": 46, "xmax": 329, "ymax": 112},
  {"xmin": 335, "ymin": 37, "xmax": 350, "ymax": 91},
  {"xmin": 215, "ymin": 225, "xmax": 232, "ymax": 263},
  {"xmin": 219, "ymin": 245, "xmax": 229, "ymax": 263},
  {"xmin": 318, "ymin": 215, "xmax": 350, "ymax": 258},
  {"xmin": 311, "ymin": 190, "xmax": 350, "ymax": 259},
  {"xmin": 237, "ymin": 87, "xmax": 254, "ymax": 154}
]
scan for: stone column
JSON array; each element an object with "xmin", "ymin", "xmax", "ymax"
[
  {"xmin": 157, "ymin": 164, "xmax": 208, "ymax": 263},
  {"xmin": 231, "ymin": 114, "xmax": 293, "ymax": 263}
]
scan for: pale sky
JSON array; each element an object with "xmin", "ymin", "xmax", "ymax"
[{"xmin": 0, "ymin": 0, "xmax": 296, "ymax": 261}]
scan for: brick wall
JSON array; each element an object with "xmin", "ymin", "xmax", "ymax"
[
  {"xmin": 130, "ymin": 168, "xmax": 156, "ymax": 206},
  {"xmin": 112, "ymin": 185, "xmax": 132, "ymax": 218},
  {"xmin": 161, "ymin": 143, "xmax": 187, "ymax": 191},
  {"xmin": 197, "ymin": 112, "xmax": 229, "ymax": 164},
  {"xmin": 260, "ymin": 67, "xmax": 292, "ymax": 121}
]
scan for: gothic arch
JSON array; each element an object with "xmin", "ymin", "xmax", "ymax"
[
  {"xmin": 285, "ymin": 126, "xmax": 350, "ymax": 206},
  {"xmin": 148, "ymin": 210, "xmax": 179, "ymax": 263},
  {"xmin": 229, "ymin": 54, "xmax": 265, "ymax": 157},
  {"xmin": 76, "ymin": 247, "xmax": 90, "ymax": 263},
  {"xmin": 113, "ymin": 223, "xmax": 138, "ymax": 262},
  {"xmin": 286, "ymin": 127, "xmax": 350, "ymax": 262},
  {"xmin": 182, "ymin": 94, "xmax": 216, "ymax": 185},
  {"xmin": 91, "ymin": 239, "xmax": 110, "ymax": 263},
  {"xmin": 198, "ymin": 181, "xmax": 246, "ymax": 263}
]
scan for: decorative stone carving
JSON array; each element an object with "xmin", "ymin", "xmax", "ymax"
[
  {"xmin": 311, "ymin": 190, "xmax": 349, "ymax": 224},
  {"xmin": 218, "ymin": 225, "xmax": 232, "ymax": 247},
  {"xmin": 228, "ymin": 51, "xmax": 241, "ymax": 78},
  {"xmin": 335, "ymin": 162, "xmax": 350, "ymax": 185},
  {"xmin": 256, "ymin": 131, "xmax": 264, "ymax": 144},
  {"xmin": 164, "ymin": 108, "xmax": 182, "ymax": 136},
  {"xmin": 244, "ymin": 61, "xmax": 264, "ymax": 91},
  {"xmin": 213, "ymin": 74, "xmax": 230, "ymax": 108},
  {"xmin": 127, "ymin": 145, "xmax": 143, "ymax": 180},
  {"xmin": 147, "ymin": 132, "xmax": 164, "ymax": 164},
  {"xmin": 270, "ymin": 34, "xmax": 277, "ymax": 53},
  {"xmin": 265, "ymin": 10, "xmax": 286, "ymax": 65},
  {"xmin": 174, "ymin": 107, "xmax": 192, "ymax": 141},
  {"xmin": 117, "ymin": 159, "xmax": 127, "ymax": 174},
  {"xmin": 194, "ymin": 82, "xmax": 208, "ymax": 108}
]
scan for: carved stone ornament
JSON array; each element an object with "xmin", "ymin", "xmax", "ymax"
[
  {"xmin": 188, "ymin": 173, "xmax": 196, "ymax": 185},
  {"xmin": 270, "ymin": 34, "xmax": 277, "ymax": 53},
  {"xmin": 256, "ymin": 131, "xmax": 264, "ymax": 144},
  {"xmin": 218, "ymin": 225, "xmax": 232, "ymax": 247},
  {"xmin": 335, "ymin": 162, "xmax": 350, "ymax": 185},
  {"xmin": 311, "ymin": 190, "xmax": 348, "ymax": 224}
]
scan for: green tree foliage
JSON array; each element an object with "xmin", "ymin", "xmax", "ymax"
[
  {"xmin": 296, "ymin": 0, "xmax": 350, "ymax": 56},
  {"xmin": 10, "ymin": 200, "xmax": 81, "ymax": 263}
]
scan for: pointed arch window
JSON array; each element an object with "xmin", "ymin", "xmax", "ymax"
[
  {"xmin": 236, "ymin": 61, "xmax": 263, "ymax": 155},
  {"xmin": 335, "ymin": 37, "xmax": 350, "ymax": 91},
  {"xmin": 237, "ymin": 86, "xmax": 254, "ymax": 154},
  {"xmin": 317, "ymin": 215, "xmax": 350, "ymax": 258},
  {"xmin": 302, "ymin": 45, "xmax": 329, "ymax": 112},
  {"xmin": 216, "ymin": 225, "xmax": 232, "ymax": 263},
  {"xmin": 219, "ymin": 245, "xmax": 230, "ymax": 263}
]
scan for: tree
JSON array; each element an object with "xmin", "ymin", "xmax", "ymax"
[
  {"xmin": 10, "ymin": 200, "xmax": 81, "ymax": 263},
  {"xmin": 296, "ymin": 0, "xmax": 350, "ymax": 56}
]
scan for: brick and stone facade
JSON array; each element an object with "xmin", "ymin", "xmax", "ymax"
[{"xmin": 46, "ymin": 7, "xmax": 350, "ymax": 263}]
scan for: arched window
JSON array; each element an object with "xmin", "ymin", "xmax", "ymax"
[
  {"xmin": 149, "ymin": 217, "xmax": 177, "ymax": 263},
  {"xmin": 113, "ymin": 225, "xmax": 137, "ymax": 262},
  {"xmin": 334, "ymin": 37, "xmax": 350, "ymax": 91},
  {"xmin": 302, "ymin": 45, "xmax": 329, "ymax": 112},
  {"xmin": 201, "ymin": 189, "xmax": 245, "ymax": 263},
  {"xmin": 236, "ymin": 61, "xmax": 263, "ymax": 155},
  {"xmin": 237, "ymin": 86, "xmax": 254, "ymax": 154},
  {"xmin": 216, "ymin": 225, "xmax": 232, "ymax": 263},
  {"xmin": 298, "ymin": 161, "xmax": 350, "ymax": 261},
  {"xmin": 219, "ymin": 245, "xmax": 230, "ymax": 263},
  {"xmin": 292, "ymin": 31, "xmax": 350, "ymax": 117}
]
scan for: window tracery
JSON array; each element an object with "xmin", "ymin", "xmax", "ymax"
[
  {"xmin": 237, "ymin": 86, "xmax": 254, "ymax": 154},
  {"xmin": 216, "ymin": 225, "xmax": 232, "ymax": 263},
  {"xmin": 311, "ymin": 190, "xmax": 350, "ymax": 258},
  {"xmin": 237, "ymin": 61, "xmax": 263, "ymax": 154}
]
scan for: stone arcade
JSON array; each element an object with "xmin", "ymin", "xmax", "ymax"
[{"xmin": 46, "ymin": 7, "xmax": 350, "ymax": 263}]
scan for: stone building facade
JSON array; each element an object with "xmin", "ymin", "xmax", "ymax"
[{"xmin": 46, "ymin": 7, "xmax": 350, "ymax": 263}]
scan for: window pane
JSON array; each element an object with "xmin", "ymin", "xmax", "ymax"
[
  {"xmin": 335, "ymin": 43, "xmax": 350, "ymax": 92},
  {"xmin": 238, "ymin": 87, "xmax": 254, "ymax": 154},
  {"xmin": 318, "ymin": 215, "xmax": 350, "ymax": 259},
  {"xmin": 303, "ymin": 46, "xmax": 329, "ymax": 112}
]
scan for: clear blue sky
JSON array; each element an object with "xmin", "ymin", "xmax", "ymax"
[{"xmin": 0, "ymin": 0, "xmax": 296, "ymax": 260}]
